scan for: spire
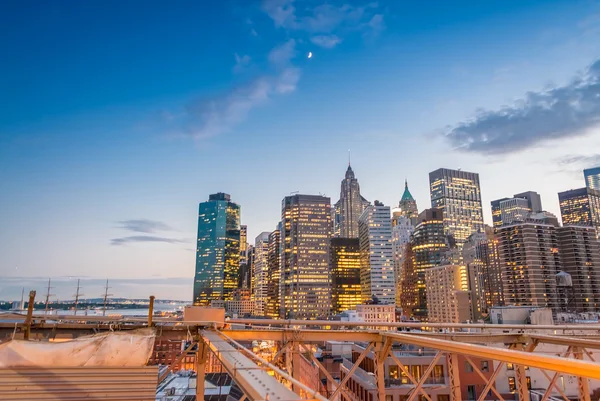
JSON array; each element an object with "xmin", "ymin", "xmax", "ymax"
[
  {"xmin": 401, "ymin": 179, "xmax": 414, "ymax": 201},
  {"xmin": 348, "ymin": 149, "xmax": 351, "ymax": 167}
]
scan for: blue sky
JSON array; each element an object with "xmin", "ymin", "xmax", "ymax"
[{"xmin": 2, "ymin": 0, "xmax": 600, "ymax": 300}]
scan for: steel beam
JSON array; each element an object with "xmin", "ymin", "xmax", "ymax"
[
  {"xmin": 540, "ymin": 347, "xmax": 572, "ymax": 401},
  {"xmin": 196, "ymin": 339, "xmax": 208, "ymax": 400},
  {"xmin": 329, "ymin": 343, "xmax": 375, "ymax": 401},
  {"xmin": 463, "ymin": 355, "xmax": 505, "ymax": 401},
  {"xmin": 381, "ymin": 332, "xmax": 600, "ymax": 379},
  {"xmin": 375, "ymin": 339, "xmax": 392, "ymax": 401},
  {"xmin": 447, "ymin": 353, "xmax": 461, "ymax": 401},
  {"xmin": 225, "ymin": 329, "xmax": 381, "ymax": 343},
  {"xmin": 406, "ymin": 352, "xmax": 441, "ymax": 401},
  {"xmin": 574, "ymin": 347, "xmax": 591, "ymax": 401},
  {"xmin": 387, "ymin": 352, "xmax": 432, "ymax": 401},
  {"xmin": 201, "ymin": 331, "xmax": 303, "ymax": 401}
]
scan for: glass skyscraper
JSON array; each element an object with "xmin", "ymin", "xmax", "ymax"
[
  {"xmin": 280, "ymin": 194, "xmax": 331, "ymax": 319},
  {"xmin": 584, "ymin": 167, "xmax": 600, "ymax": 191},
  {"xmin": 558, "ymin": 187, "xmax": 600, "ymax": 237},
  {"xmin": 193, "ymin": 193, "xmax": 241, "ymax": 306},
  {"xmin": 330, "ymin": 237, "xmax": 362, "ymax": 314},
  {"xmin": 429, "ymin": 168, "xmax": 484, "ymax": 245}
]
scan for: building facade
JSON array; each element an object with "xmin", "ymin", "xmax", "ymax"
[
  {"xmin": 266, "ymin": 224, "xmax": 281, "ymax": 319},
  {"xmin": 193, "ymin": 193, "xmax": 241, "ymax": 306},
  {"xmin": 585, "ymin": 166, "xmax": 600, "ymax": 191},
  {"xmin": 496, "ymin": 222, "xmax": 560, "ymax": 309},
  {"xmin": 558, "ymin": 187, "xmax": 600, "ymax": 237},
  {"xmin": 399, "ymin": 208, "xmax": 448, "ymax": 320},
  {"xmin": 424, "ymin": 264, "xmax": 473, "ymax": 323},
  {"xmin": 358, "ymin": 202, "xmax": 395, "ymax": 304},
  {"xmin": 429, "ymin": 168, "xmax": 484, "ymax": 245},
  {"xmin": 330, "ymin": 238, "xmax": 362, "ymax": 315},
  {"xmin": 333, "ymin": 164, "xmax": 369, "ymax": 238},
  {"xmin": 280, "ymin": 194, "xmax": 331, "ymax": 319},
  {"xmin": 499, "ymin": 197, "xmax": 530, "ymax": 225},
  {"xmin": 463, "ymin": 227, "xmax": 504, "ymax": 314},
  {"xmin": 251, "ymin": 232, "xmax": 270, "ymax": 316},
  {"xmin": 556, "ymin": 225, "xmax": 600, "ymax": 312},
  {"xmin": 392, "ymin": 211, "xmax": 414, "ymax": 307},
  {"xmin": 398, "ymin": 179, "xmax": 419, "ymax": 224}
]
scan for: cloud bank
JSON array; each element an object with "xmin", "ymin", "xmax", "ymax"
[
  {"xmin": 110, "ymin": 236, "xmax": 186, "ymax": 246},
  {"xmin": 443, "ymin": 59, "xmax": 600, "ymax": 155},
  {"xmin": 117, "ymin": 219, "xmax": 173, "ymax": 233}
]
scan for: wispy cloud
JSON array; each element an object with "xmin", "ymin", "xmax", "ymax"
[
  {"xmin": 262, "ymin": 0, "xmax": 383, "ymax": 35},
  {"xmin": 117, "ymin": 219, "xmax": 173, "ymax": 233},
  {"xmin": 233, "ymin": 53, "xmax": 251, "ymax": 73},
  {"xmin": 443, "ymin": 59, "xmax": 600, "ymax": 155},
  {"xmin": 110, "ymin": 236, "xmax": 187, "ymax": 246},
  {"xmin": 558, "ymin": 154, "xmax": 600, "ymax": 168},
  {"xmin": 268, "ymin": 39, "xmax": 297, "ymax": 66},
  {"xmin": 182, "ymin": 68, "xmax": 300, "ymax": 140},
  {"xmin": 310, "ymin": 35, "xmax": 342, "ymax": 49}
]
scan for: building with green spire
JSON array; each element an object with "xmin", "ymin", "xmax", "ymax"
[{"xmin": 398, "ymin": 179, "xmax": 419, "ymax": 225}]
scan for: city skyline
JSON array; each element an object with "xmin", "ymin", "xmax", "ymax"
[{"xmin": 2, "ymin": 1, "xmax": 600, "ymax": 291}]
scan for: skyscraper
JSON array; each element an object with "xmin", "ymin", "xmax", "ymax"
[
  {"xmin": 497, "ymin": 221, "xmax": 560, "ymax": 309},
  {"xmin": 392, "ymin": 210, "xmax": 414, "ymax": 306},
  {"xmin": 499, "ymin": 197, "xmax": 530, "ymax": 225},
  {"xmin": 398, "ymin": 180, "xmax": 419, "ymax": 224},
  {"xmin": 252, "ymin": 232, "xmax": 270, "ymax": 316},
  {"xmin": 491, "ymin": 191, "xmax": 543, "ymax": 227},
  {"xmin": 425, "ymin": 264, "xmax": 473, "ymax": 323},
  {"xmin": 513, "ymin": 191, "xmax": 543, "ymax": 213},
  {"xmin": 584, "ymin": 167, "xmax": 600, "ymax": 190},
  {"xmin": 556, "ymin": 226, "xmax": 600, "ymax": 312},
  {"xmin": 193, "ymin": 193, "xmax": 241, "ymax": 306},
  {"xmin": 238, "ymin": 225, "xmax": 249, "ymax": 289},
  {"xmin": 429, "ymin": 168, "xmax": 484, "ymax": 245},
  {"xmin": 463, "ymin": 227, "xmax": 504, "ymax": 315},
  {"xmin": 558, "ymin": 187, "xmax": 600, "ymax": 237},
  {"xmin": 280, "ymin": 194, "xmax": 331, "ymax": 319},
  {"xmin": 333, "ymin": 164, "xmax": 369, "ymax": 238},
  {"xmin": 330, "ymin": 238, "xmax": 362, "ymax": 314},
  {"xmin": 266, "ymin": 225, "xmax": 281, "ymax": 319},
  {"xmin": 358, "ymin": 201, "xmax": 395, "ymax": 304},
  {"xmin": 399, "ymin": 208, "xmax": 448, "ymax": 319}
]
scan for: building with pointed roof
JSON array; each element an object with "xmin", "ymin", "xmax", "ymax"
[
  {"xmin": 333, "ymin": 163, "xmax": 370, "ymax": 238},
  {"xmin": 397, "ymin": 180, "xmax": 419, "ymax": 225}
]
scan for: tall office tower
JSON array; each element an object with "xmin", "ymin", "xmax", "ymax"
[
  {"xmin": 392, "ymin": 210, "xmax": 414, "ymax": 306},
  {"xmin": 399, "ymin": 208, "xmax": 448, "ymax": 320},
  {"xmin": 330, "ymin": 238, "xmax": 362, "ymax": 314},
  {"xmin": 358, "ymin": 201, "xmax": 395, "ymax": 304},
  {"xmin": 398, "ymin": 180, "xmax": 419, "ymax": 224},
  {"xmin": 193, "ymin": 193, "xmax": 241, "ymax": 306},
  {"xmin": 514, "ymin": 191, "xmax": 543, "ymax": 213},
  {"xmin": 559, "ymin": 188, "xmax": 600, "ymax": 237},
  {"xmin": 492, "ymin": 191, "xmax": 543, "ymax": 227},
  {"xmin": 491, "ymin": 198, "xmax": 509, "ymax": 228},
  {"xmin": 251, "ymin": 232, "xmax": 270, "ymax": 316},
  {"xmin": 556, "ymin": 226, "xmax": 600, "ymax": 312},
  {"xmin": 280, "ymin": 194, "xmax": 331, "ymax": 319},
  {"xmin": 463, "ymin": 227, "xmax": 504, "ymax": 316},
  {"xmin": 499, "ymin": 197, "xmax": 530, "ymax": 225},
  {"xmin": 496, "ymin": 221, "xmax": 560, "ymax": 309},
  {"xmin": 585, "ymin": 167, "xmax": 600, "ymax": 190},
  {"xmin": 333, "ymin": 164, "xmax": 370, "ymax": 238},
  {"xmin": 425, "ymin": 264, "xmax": 473, "ymax": 323},
  {"xmin": 266, "ymin": 225, "xmax": 281, "ymax": 319},
  {"xmin": 238, "ymin": 225, "xmax": 248, "ymax": 288},
  {"xmin": 429, "ymin": 168, "xmax": 484, "ymax": 245}
]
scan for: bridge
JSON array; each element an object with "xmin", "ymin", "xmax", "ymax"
[{"xmin": 2, "ymin": 311, "xmax": 600, "ymax": 401}]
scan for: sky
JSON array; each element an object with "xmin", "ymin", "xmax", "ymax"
[{"xmin": 1, "ymin": 0, "xmax": 600, "ymax": 300}]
